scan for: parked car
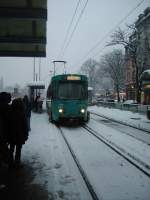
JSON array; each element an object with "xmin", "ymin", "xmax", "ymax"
[
  {"xmin": 123, "ymin": 100, "xmax": 137, "ymax": 105},
  {"xmin": 97, "ymin": 97, "xmax": 104, "ymax": 102},
  {"xmin": 106, "ymin": 99, "xmax": 115, "ymax": 103}
]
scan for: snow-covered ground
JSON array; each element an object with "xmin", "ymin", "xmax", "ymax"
[
  {"xmin": 19, "ymin": 106, "xmax": 150, "ymax": 200},
  {"xmin": 89, "ymin": 105, "xmax": 150, "ymax": 131},
  {"xmin": 62, "ymin": 125, "xmax": 150, "ymax": 200},
  {"xmin": 22, "ymin": 113, "xmax": 93, "ymax": 200}
]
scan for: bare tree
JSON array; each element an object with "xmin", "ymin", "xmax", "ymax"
[
  {"xmin": 96, "ymin": 63, "xmax": 113, "ymax": 92},
  {"xmin": 80, "ymin": 58, "xmax": 99, "ymax": 92},
  {"xmin": 107, "ymin": 27, "xmax": 141, "ymax": 102},
  {"xmin": 100, "ymin": 49, "xmax": 125, "ymax": 102}
]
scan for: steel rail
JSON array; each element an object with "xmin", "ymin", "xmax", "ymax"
[
  {"xmin": 56, "ymin": 125, "xmax": 100, "ymax": 200},
  {"xmin": 83, "ymin": 125, "xmax": 150, "ymax": 178},
  {"xmin": 91, "ymin": 116, "xmax": 150, "ymax": 146},
  {"xmin": 90, "ymin": 111, "xmax": 150, "ymax": 134}
]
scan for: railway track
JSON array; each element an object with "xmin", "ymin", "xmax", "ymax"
[
  {"xmin": 55, "ymin": 122, "xmax": 150, "ymax": 199},
  {"xmin": 90, "ymin": 111, "xmax": 150, "ymax": 134},
  {"xmin": 56, "ymin": 125, "xmax": 100, "ymax": 200},
  {"xmin": 83, "ymin": 124, "xmax": 150, "ymax": 178},
  {"xmin": 91, "ymin": 114, "xmax": 150, "ymax": 146}
]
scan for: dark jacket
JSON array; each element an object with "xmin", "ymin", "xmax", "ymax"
[
  {"xmin": 0, "ymin": 92, "xmax": 12, "ymax": 164},
  {"xmin": 23, "ymin": 95, "xmax": 31, "ymax": 118},
  {"xmin": 0, "ymin": 92, "xmax": 11, "ymax": 142},
  {"xmin": 9, "ymin": 98, "xmax": 28, "ymax": 145}
]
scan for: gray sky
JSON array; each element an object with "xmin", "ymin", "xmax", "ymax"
[{"xmin": 0, "ymin": 0, "xmax": 149, "ymax": 87}]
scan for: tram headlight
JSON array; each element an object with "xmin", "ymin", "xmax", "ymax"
[
  {"xmin": 80, "ymin": 109, "xmax": 85, "ymax": 114},
  {"xmin": 58, "ymin": 108, "xmax": 63, "ymax": 113}
]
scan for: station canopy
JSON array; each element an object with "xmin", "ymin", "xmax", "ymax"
[
  {"xmin": 0, "ymin": 0, "xmax": 47, "ymax": 57},
  {"xmin": 27, "ymin": 81, "xmax": 45, "ymax": 89}
]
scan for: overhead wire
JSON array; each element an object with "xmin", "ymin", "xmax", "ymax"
[
  {"xmin": 60, "ymin": 0, "xmax": 89, "ymax": 59},
  {"xmin": 74, "ymin": 0, "xmax": 145, "ymax": 66},
  {"xmin": 57, "ymin": 0, "xmax": 82, "ymax": 59}
]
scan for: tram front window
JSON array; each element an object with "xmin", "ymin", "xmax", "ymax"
[{"xmin": 58, "ymin": 82, "xmax": 87, "ymax": 100}]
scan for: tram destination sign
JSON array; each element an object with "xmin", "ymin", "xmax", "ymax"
[{"xmin": 67, "ymin": 76, "xmax": 81, "ymax": 81}]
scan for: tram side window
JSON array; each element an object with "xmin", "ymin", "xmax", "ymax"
[{"xmin": 58, "ymin": 82, "xmax": 87, "ymax": 100}]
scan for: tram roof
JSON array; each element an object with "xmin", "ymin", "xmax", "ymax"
[{"xmin": 0, "ymin": 0, "xmax": 47, "ymax": 57}]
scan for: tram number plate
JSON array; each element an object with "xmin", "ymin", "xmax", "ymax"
[{"xmin": 147, "ymin": 106, "xmax": 150, "ymax": 111}]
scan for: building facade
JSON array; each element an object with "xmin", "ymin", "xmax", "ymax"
[
  {"xmin": 136, "ymin": 7, "xmax": 150, "ymax": 73},
  {"xmin": 125, "ymin": 7, "xmax": 150, "ymax": 103},
  {"xmin": 125, "ymin": 33, "xmax": 137, "ymax": 100}
]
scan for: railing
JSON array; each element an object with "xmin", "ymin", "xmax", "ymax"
[{"xmin": 96, "ymin": 101, "xmax": 148, "ymax": 114}]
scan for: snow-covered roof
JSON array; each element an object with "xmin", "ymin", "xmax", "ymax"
[
  {"xmin": 88, "ymin": 87, "xmax": 93, "ymax": 91},
  {"xmin": 27, "ymin": 81, "xmax": 45, "ymax": 86},
  {"xmin": 27, "ymin": 81, "xmax": 45, "ymax": 89},
  {"xmin": 140, "ymin": 70, "xmax": 150, "ymax": 81},
  {"xmin": 143, "ymin": 70, "xmax": 150, "ymax": 74}
]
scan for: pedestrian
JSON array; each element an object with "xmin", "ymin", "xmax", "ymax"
[
  {"xmin": 37, "ymin": 96, "xmax": 43, "ymax": 113},
  {"xmin": 9, "ymin": 98, "xmax": 28, "ymax": 167},
  {"xmin": 34, "ymin": 94, "xmax": 43, "ymax": 113},
  {"xmin": 0, "ymin": 92, "xmax": 11, "ymax": 143},
  {"xmin": 34, "ymin": 94, "xmax": 40, "ymax": 112},
  {"xmin": 0, "ymin": 92, "xmax": 11, "ymax": 164},
  {"xmin": 0, "ymin": 92, "xmax": 11, "ymax": 188},
  {"xmin": 23, "ymin": 95, "xmax": 31, "ymax": 131}
]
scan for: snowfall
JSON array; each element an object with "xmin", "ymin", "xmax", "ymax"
[{"xmin": 20, "ymin": 105, "xmax": 150, "ymax": 200}]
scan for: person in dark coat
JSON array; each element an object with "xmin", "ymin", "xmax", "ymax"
[
  {"xmin": 0, "ymin": 92, "xmax": 11, "ymax": 142},
  {"xmin": 23, "ymin": 95, "xmax": 31, "ymax": 131},
  {"xmin": 9, "ymin": 98, "xmax": 28, "ymax": 166},
  {"xmin": 0, "ymin": 92, "xmax": 11, "ymax": 166},
  {"xmin": 0, "ymin": 92, "xmax": 12, "ymax": 189},
  {"xmin": 34, "ymin": 94, "xmax": 40, "ymax": 112}
]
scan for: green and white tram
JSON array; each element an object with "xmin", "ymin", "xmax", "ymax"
[{"xmin": 46, "ymin": 74, "xmax": 90, "ymax": 123}]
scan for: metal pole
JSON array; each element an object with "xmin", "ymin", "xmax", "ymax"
[
  {"xmin": 33, "ymin": 57, "xmax": 35, "ymax": 81},
  {"xmin": 64, "ymin": 61, "xmax": 66, "ymax": 74},
  {"xmin": 36, "ymin": 73, "xmax": 38, "ymax": 81},
  {"xmin": 39, "ymin": 57, "xmax": 41, "ymax": 81},
  {"xmin": 53, "ymin": 62, "xmax": 56, "ymax": 76},
  {"xmin": 35, "ymin": 73, "xmax": 38, "ymax": 97}
]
